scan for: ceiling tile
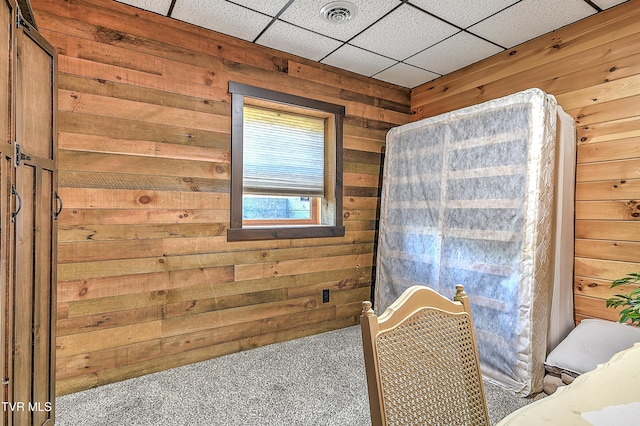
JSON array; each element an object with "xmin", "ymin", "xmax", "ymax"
[
  {"xmin": 408, "ymin": 0, "xmax": 518, "ymax": 28},
  {"xmin": 230, "ymin": 0, "xmax": 292, "ymax": 16},
  {"xmin": 321, "ymin": 44, "xmax": 397, "ymax": 77},
  {"xmin": 116, "ymin": 0, "xmax": 172, "ymax": 15},
  {"xmin": 257, "ymin": 21, "xmax": 343, "ymax": 62},
  {"xmin": 279, "ymin": 0, "xmax": 400, "ymax": 42},
  {"xmin": 468, "ymin": 0, "xmax": 597, "ymax": 48},
  {"xmin": 406, "ymin": 32, "xmax": 503, "ymax": 75},
  {"xmin": 373, "ymin": 62, "xmax": 440, "ymax": 88},
  {"xmin": 350, "ymin": 4, "xmax": 458, "ymax": 61},
  {"xmin": 117, "ymin": 0, "xmax": 621, "ymax": 90},
  {"xmin": 590, "ymin": 0, "xmax": 630, "ymax": 9},
  {"xmin": 171, "ymin": 0, "xmax": 273, "ymax": 42}
]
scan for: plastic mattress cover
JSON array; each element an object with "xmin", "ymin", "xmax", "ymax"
[{"xmin": 375, "ymin": 88, "xmax": 563, "ymax": 396}]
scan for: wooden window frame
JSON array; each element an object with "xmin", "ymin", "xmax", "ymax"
[{"xmin": 227, "ymin": 82, "xmax": 345, "ymax": 242}]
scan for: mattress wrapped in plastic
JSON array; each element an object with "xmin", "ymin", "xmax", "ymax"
[{"xmin": 374, "ymin": 88, "xmax": 575, "ymax": 396}]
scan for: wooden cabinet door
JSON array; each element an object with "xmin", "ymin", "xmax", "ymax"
[
  {"xmin": 1, "ymin": 1, "xmax": 15, "ymax": 425},
  {"xmin": 11, "ymin": 12, "xmax": 56, "ymax": 426}
]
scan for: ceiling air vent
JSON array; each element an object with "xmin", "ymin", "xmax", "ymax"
[{"xmin": 320, "ymin": 1, "xmax": 357, "ymax": 24}]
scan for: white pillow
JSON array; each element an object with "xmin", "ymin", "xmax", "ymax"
[{"xmin": 545, "ymin": 318, "xmax": 640, "ymax": 376}]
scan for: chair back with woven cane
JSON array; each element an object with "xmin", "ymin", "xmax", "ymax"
[{"xmin": 360, "ymin": 285, "xmax": 490, "ymax": 426}]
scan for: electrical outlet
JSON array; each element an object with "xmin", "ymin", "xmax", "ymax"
[{"xmin": 322, "ymin": 289, "xmax": 330, "ymax": 303}]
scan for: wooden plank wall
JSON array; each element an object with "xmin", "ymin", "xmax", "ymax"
[
  {"xmin": 30, "ymin": 0, "xmax": 411, "ymax": 395},
  {"xmin": 411, "ymin": 0, "xmax": 640, "ymax": 325}
]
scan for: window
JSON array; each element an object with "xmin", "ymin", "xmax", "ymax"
[{"xmin": 227, "ymin": 82, "xmax": 345, "ymax": 241}]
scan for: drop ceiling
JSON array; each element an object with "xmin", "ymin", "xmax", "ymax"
[{"xmin": 115, "ymin": 0, "xmax": 629, "ymax": 88}]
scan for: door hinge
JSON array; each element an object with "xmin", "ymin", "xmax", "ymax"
[
  {"xmin": 17, "ymin": 15, "xmax": 27, "ymax": 29},
  {"xmin": 1, "ymin": 377, "xmax": 9, "ymax": 385},
  {"xmin": 14, "ymin": 143, "xmax": 31, "ymax": 167},
  {"xmin": 16, "ymin": 9, "xmax": 30, "ymax": 30}
]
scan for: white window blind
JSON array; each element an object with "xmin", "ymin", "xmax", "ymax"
[{"xmin": 243, "ymin": 105, "xmax": 326, "ymax": 197}]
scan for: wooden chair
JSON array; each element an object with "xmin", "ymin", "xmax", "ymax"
[{"xmin": 361, "ymin": 285, "xmax": 490, "ymax": 426}]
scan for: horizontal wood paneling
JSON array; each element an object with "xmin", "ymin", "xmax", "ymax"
[
  {"xmin": 31, "ymin": 0, "xmax": 410, "ymax": 395},
  {"xmin": 35, "ymin": 0, "xmax": 640, "ymax": 396},
  {"xmin": 412, "ymin": 0, "xmax": 640, "ymax": 325}
]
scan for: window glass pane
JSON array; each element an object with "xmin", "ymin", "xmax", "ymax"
[
  {"xmin": 243, "ymin": 195, "xmax": 312, "ymax": 221},
  {"xmin": 243, "ymin": 106, "xmax": 325, "ymax": 197}
]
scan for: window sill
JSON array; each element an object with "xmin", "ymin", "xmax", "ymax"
[{"xmin": 227, "ymin": 226, "xmax": 345, "ymax": 242}]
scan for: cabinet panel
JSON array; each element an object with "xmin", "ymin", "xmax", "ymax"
[
  {"xmin": 16, "ymin": 20, "xmax": 52, "ymax": 161},
  {"xmin": 13, "ymin": 17, "xmax": 56, "ymax": 426},
  {"xmin": 0, "ymin": 149, "xmax": 13, "ymax": 426},
  {"xmin": 13, "ymin": 162, "xmax": 54, "ymax": 425},
  {"xmin": 12, "ymin": 164, "xmax": 35, "ymax": 426},
  {"xmin": 2, "ymin": 1, "xmax": 56, "ymax": 424},
  {"xmin": 31, "ymin": 169, "xmax": 53, "ymax": 426},
  {"xmin": 0, "ymin": 0, "xmax": 11, "ymax": 143}
]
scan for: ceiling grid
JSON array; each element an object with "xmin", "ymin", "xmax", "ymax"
[{"xmin": 116, "ymin": 0, "xmax": 628, "ymax": 88}]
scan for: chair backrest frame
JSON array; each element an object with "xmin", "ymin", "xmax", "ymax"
[{"xmin": 360, "ymin": 285, "xmax": 490, "ymax": 426}]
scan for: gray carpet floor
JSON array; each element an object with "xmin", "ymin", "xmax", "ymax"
[{"xmin": 55, "ymin": 326, "xmax": 545, "ymax": 425}]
